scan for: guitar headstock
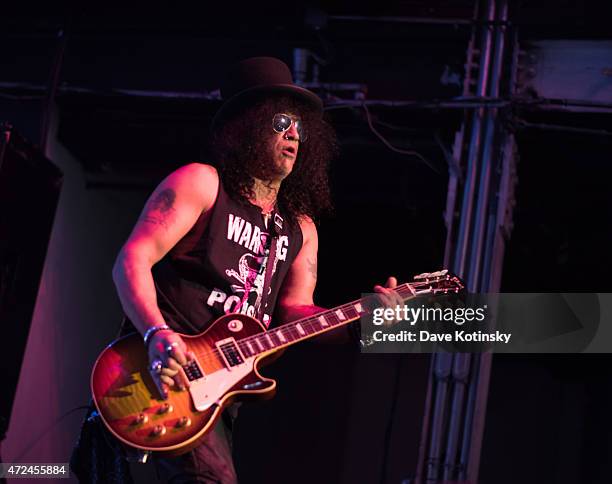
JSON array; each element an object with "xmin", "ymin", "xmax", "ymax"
[{"xmin": 411, "ymin": 269, "xmax": 465, "ymax": 296}]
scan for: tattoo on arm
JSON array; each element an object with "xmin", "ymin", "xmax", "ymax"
[
  {"xmin": 307, "ymin": 256, "xmax": 317, "ymax": 281},
  {"xmin": 140, "ymin": 189, "xmax": 176, "ymax": 229}
]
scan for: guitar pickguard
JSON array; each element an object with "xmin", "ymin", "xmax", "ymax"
[{"xmin": 188, "ymin": 357, "xmax": 255, "ymax": 411}]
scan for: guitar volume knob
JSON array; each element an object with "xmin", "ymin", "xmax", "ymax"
[
  {"xmin": 176, "ymin": 416, "xmax": 192, "ymax": 428},
  {"xmin": 150, "ymin": 424, "xmax": 167, "ymax": 437},
  {"xmin": 133, "ymin": 413, "xmax": 148, "ymax": 425},
  {"xmin": 158, "ymin": 403, "xmax": 173, "ymax": 414}
]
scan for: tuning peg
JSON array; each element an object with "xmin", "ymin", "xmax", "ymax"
[
  {"xmin": 415, "ymin": 269, "xmax": 450, "ymax": 281},
  {"xmin": 430, "ymin": 269, "xmax": 448, "ymax": 278}
]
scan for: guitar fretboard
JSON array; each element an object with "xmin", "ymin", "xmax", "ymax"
[{"xmin": 235, "ymin": 282, "xmax": 421, "ymax": 358}]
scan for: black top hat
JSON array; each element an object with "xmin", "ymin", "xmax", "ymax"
[{"xmin": 211, "ymin": 57, "xmax": 323, "ymax": 130}]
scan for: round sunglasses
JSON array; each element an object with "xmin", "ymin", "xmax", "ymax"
[{"xmin": 272, "ymin": 113, "xmax": 307, "ymax": 142}]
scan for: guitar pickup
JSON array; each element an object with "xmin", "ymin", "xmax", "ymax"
[
  {"xmin": 216, "ymin": 338, "xmax": 245, "ymax": 369},
  {"xmin": 182, "ymin": 360, "xmax": 204, "ymax": 382}
]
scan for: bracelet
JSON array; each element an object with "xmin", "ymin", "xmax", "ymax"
[{"xmin": 143, "ymin": 324, "xmax": 170, "ymax": 347}]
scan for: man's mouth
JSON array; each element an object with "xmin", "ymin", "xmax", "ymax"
[{"xmin": 281, "ymin": 145, "xmax": 297, "ymax": 157}]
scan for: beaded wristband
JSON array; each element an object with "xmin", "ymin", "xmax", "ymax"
[{"xmin": 143, "ymin": 324, "xmax": 170, "ymax": 348}]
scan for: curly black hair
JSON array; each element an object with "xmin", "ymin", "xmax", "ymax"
[{"xmin": 210, "ymin": 94, "xmax": 337, "ymax": 224}]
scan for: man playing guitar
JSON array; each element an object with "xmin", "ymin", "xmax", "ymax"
[{"xmin": 110, "ymin": 57, "xmax": 401, "ymax": 482}]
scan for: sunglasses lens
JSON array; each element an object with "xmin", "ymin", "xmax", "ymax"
[
  {"xmin": 273, "ymin": 114, "xmax": 292, "ymax": 133},
  {"xmin": 272, "ymin": 114, "xmax": 307, "ymax": 141},
  {"xmin": 294, "ymin": 119, "xmax": 306, "ymax": 141}
]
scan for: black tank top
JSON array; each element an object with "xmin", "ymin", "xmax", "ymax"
[{"xmin": 151, "ymin": 178, "xmax": 303, "ymax": 334}]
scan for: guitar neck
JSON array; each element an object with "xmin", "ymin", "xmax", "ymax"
[{"xmin": 234, "ymin": 282, "xmax": 419, "ymax": 357}]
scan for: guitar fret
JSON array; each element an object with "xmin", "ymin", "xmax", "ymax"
[
  {"xmin": 342, "ymin": 307, "xmax": 357, "ymax": 320},
  {"xmin": 318, "ymin": 315, "xmax": 329, "ymax": 327},
  {"xmin": 237, "ymin": 342, "xmax": 251, "ymax": 358},
  {"xmin": 327, "ymin": 312, "xmax": 340, "ymax": 326},
  {"xmin": 282, "ymin": 326, "xmax": 293, "ymax": 341},
  {"xmin": 289, "ymin": 327, "xmax": 300, "ymax": 341},
  {"xmin": 276, "ymin": 329, "xmax": 286, "ymax": 343},
  {"xmin": 265, "ymin": 333, "xmax": 274, "ymax": 348},
  {"xmin": 335, "ymin": 309, "xmax": 346, "ymax": 321},
  {"xmin": 283, "ymin": 327, "xmax": 296, "ymax": 342},
  {"xmin": 295, "ymin": 322, "xmax": 306, "ymax": 336},
  {"xmin": 305, "ymin": 321, "xmax": 317, "ymax": 335}
]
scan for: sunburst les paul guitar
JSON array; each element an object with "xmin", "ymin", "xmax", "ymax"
[{"xmin": 91, "ymin": 270, "xmax": 463, "ymax": 456}]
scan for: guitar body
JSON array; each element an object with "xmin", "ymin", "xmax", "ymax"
[
  {"xmin": 91, "ymin": 313, "xmax": 277, "ymax": 456},
  {"xmin": 91, "ymin": 270, "xmax": 463, "ymax": 456}
]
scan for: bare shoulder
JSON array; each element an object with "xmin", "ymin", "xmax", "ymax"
[
  {"xmin": 165, "ymin": 163, "xmax": 219, "ymax": 210},
  {"xmin": 154, "ymin": 163, "xmax": 219, "ymax": 211},
  {"xmin": 178, "ymin": 162, "xmax": 218, "ymax": 180}
]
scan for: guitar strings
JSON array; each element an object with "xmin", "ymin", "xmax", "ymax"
[
  {"xmin": 178, "ymin": 279, "xmax": 460, "ymax": 370},
  {"xmin": 185, "ymin": 282, "xmax": 418, "ymax": 364}
]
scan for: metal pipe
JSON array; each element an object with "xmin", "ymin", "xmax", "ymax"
[
  {"xmin": 452, "ymin": 0, "xmax": 497, "ymax": 278},
  {"xmin": 466, "ymin": 0, "xmax": 508, "ymax": 291},
  {"xmin": 425, "ymin": 353, "xmax": 453, "ymax": 482},
  {"xmin": 293, "ymin": 48, "xmax": 310, "ymax": 84},
  {"xmin": 464, "ymin": 354, "xmax": 494, "ymax": 484},
  {"xmin": 414, "ymin": 356, "xmax": 438, "ymax": 484},
  {"xmin": 329, "ymin": 15, "xmax": 472, "ymax": 26},
  {"xmin": 516, "ymin": 120, "xmax": 612, "ymax": 136},
  {"xmin": 458, "ymin": 353, "xmax": 481, "ymax": 481},
  {"xmin": 479, "ymin": 26, "xmax": 519, "ymax": 294},
  {"xmin": 442, "ymin": 354, "xmax": 472, "ymax": 481},
  {"xmin": 484, "ymin": 132, "xmax": 517, "ymax": 290}
]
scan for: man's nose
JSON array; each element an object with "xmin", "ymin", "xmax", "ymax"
[{"xmin": 285, "ymin": 122, "xmax": 299, "ymax": 141}]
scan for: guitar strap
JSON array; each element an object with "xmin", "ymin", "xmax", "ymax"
[
  {"xmin": 233, "ymin": 210, "xmax": 282, "ymax": 324},
  {"xmin": 257, "ymin": 211, "xmax": 283, "ymax": 323}
]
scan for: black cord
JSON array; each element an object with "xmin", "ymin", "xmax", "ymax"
[
  {"xmin": 379, "ymin": 357, "xmax": 403, "ymax": 484},
  {"xmin": 361, "ymin": 102, "xmax": 441, "ymax": 175}
]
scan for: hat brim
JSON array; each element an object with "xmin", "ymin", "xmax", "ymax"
[{"xmin": 211, "ymin": 84, "xmax": 323, "ymax": 131}]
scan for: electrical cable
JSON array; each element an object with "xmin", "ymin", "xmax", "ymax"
[
  {"xmin": 514, "ymin": 119, "xmax": 612, "ymax": 137},
  {"xmin": 361, "ymin": 102, "xmax": 441, "ymax": 174},
  {"xmin": 434, "ymin": 131, "xmax": 463, "ymax": 181}
]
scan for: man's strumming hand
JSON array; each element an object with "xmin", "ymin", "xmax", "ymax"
[{"xmin": 147, "ymin": 330, "xmax": 194, "ymax": 399}]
